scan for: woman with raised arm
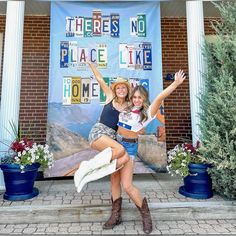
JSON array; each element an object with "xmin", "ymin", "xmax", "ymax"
[
  {"xmin": 87, "ymin": 61, "xmax": 130, "ymax": 168},
  {"xmin": 67, "ymin": 62, "xmax": 132, "ymax": 230},
  {"xmin": 104, "ymin": 70, "xmax": 186, "ymax": 234},
  {"xmin": 65, "ymin": 62, "xmax": 131, "ymax": 177}
]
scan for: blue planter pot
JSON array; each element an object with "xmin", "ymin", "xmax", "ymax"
[
  {"xmin": 0, "ymin": 163, "xmax": 40, "ymax": 201},
  {"xmin": 179, "ymin": 163, "xmax": 213, "ymax": 199}
]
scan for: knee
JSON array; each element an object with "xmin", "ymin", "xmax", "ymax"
[
  {"xmin": 118, "ymin": 145, "xmax": 126, "ymax": 157},
  {"xmin": 113, "ymin": 145, "xmax": 126, "ymax": 158},
  {"xmin": 123, "ymin": 153, "xmax": 130, "ymax": 162},
  {"xmin": 123, "ymin": 183, "xmax": 133, "ymax": 194}
]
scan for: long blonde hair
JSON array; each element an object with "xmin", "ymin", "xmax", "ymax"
[{"xmin": 127, "ymin": 85, "xmax": 150, "ymax": 122}]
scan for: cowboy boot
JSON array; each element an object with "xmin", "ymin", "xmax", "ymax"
[
  {"xmin": 103, "ymin": 197, "xmax": 122, "ymax": 229},
  {"xmin": 136, "ymin": 197, "xmax": 153, "ymax": 234},
  {"xmin": 74, "ymin": 147, "xmax": 113, "ymax": 189},
  {"xmin": 76, "ymin": 159, "xmax": 117, "ymax": 193}
]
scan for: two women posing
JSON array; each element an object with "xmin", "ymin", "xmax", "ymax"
[{"xmin": 83, "ymin": 62, "xmax": 185, "ymax": 234}]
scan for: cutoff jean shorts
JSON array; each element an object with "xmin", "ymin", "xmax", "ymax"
[
  {"xmin": 116, "ymin": 134, "xmax": 138, "ymax": 160},
  {"xmin": 88, "ymin": 122, "xmax": 116, "ymax": 145}
]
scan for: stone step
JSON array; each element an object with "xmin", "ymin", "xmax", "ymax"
[{"xmin": 0, "ymin": 201, "xmax": 235, "ymax": 224}]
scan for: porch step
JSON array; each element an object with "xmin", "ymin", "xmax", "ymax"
[{"xmin": 0, "ymin": 201, "xmax": 235, "ymax": 224}]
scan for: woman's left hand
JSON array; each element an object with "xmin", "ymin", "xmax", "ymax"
[
  {"xmin": 137, "ymin": 128, "xmax": 145, "ymax": 135},
  {"xmin": 174, "ymin": 70, "xmax": 186, "ymax": 86}
]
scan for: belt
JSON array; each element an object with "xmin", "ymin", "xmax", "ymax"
[{"xmin": 117, "ymin": 134, "xmax": 138, "ymax": 143}]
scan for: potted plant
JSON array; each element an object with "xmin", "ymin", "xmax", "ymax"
[
  {"xmin": 167, "ymin": 141, "xmax": 213, "ymax": 199},
  {"xmin": 0, "ymin": 126, "xmax": 54, "ymax": 201}
]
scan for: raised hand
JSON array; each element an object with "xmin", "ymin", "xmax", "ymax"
[
  {"xmin": 86, "ymin": 58, "xmax": 113, "ymax": 99},
  {"xmin": 174, "ymin": 70, "xmax": 186, "ymax": 86},
  {"xmin": 86, "ymin": 58, "xmax": 92, "ymax": 66},
  {"xmin": 149, "ymin": 69, "xmax": 186, "ymax": 117}
]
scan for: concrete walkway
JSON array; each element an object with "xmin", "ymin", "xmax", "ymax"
[{"xmin": 0, "ymin": 173, "xmax": 236, "ymax": 234}]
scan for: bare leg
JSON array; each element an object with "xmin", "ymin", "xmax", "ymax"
[
  {"xmin": 110, "ymin": 171, "xmax": 121, "ymax": 201},
  {"xmin": 91, "ymin": 135, "xmax": 129, "ymax": 168},
  {"xmin": 103, "ymin": 165, "xmax": 122, "ymax": 230},
  {"xmin": 63, "ymin": 163, "xmax": 81, "ymax": 176},
  {"xmin": 120, "ymin": 158, "xmax": 143, "ymax": 207},
  {"xmin": 120, "ymin": 158, "xmax": 152, "ymax": 234},
  {"xmin": 91, "ymin": 135, "xmax": 125, "ymax": 158}
]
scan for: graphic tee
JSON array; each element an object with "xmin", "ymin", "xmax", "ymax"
[{"xmin": 117, "ymin": 106, "xmax": 154, "ymax": 132}]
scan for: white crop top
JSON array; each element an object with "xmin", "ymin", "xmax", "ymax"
[{"xmin": 117, "ymin": 106, "xmax": 154, "ymax": 132}]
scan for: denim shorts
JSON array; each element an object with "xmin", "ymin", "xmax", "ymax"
[
  {"xmin": 88, "ymin": 123, "xmax": 116, "ymax": 145},
  {"xmin": 116, "ymin": 134, "xmax": 138, "ymax": 160}
]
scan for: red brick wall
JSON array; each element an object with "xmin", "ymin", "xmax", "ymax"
[
  {"xmin": 20, "ymin": 16, "xmax": 50, "ymax": 143},
  {"xmin": 0, "ymin": 16, "xmax": 218, "ymax": 148},
  {"xmin": 161, "ymin": 18, "xmax": 190, "ymax": 150},
  {"xmin": 0, "ymin": 16, "xmax": 50, "ymax": 143},
  {"xmin": 161, "ymin": 17, "xmax": 218, "ymax": 150},
  {"xmin": 0, "ymin": 16, "xmax": 5, "ymax": 99}
]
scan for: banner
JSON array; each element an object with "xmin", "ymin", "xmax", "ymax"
[{"xmin": 46, "ymin": 1, "xmax": 166, "ymax": 178}]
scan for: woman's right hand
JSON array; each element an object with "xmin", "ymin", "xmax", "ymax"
[
  {"xmin": 86, "ymin": 59, "xmax": 92, "ymax": 66},
  {"xmin": 87, "ymin": 59, "xmax": 113, "ymax": 100}
]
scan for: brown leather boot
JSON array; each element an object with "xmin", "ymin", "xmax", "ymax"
[
  {"xmin": 103, "ymin": 197, "xmax": 122, "ymax": 229},
  {"xmin": 136, "ymin": 197, "xmax": 153, "ymax": 234}
]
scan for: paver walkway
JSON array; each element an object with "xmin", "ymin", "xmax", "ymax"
[{"xmin": 0, "ymin": 173, "xmax": 235, "ymax": 234}]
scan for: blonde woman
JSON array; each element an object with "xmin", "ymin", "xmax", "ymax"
[
  {"xmin": 65, "ymin": 62, "xmax": 132, "ymax": 177},
  {"xmin": 103, "ymin": 70, "xmax": 186, "ymax": 234},
  {"xmin": 87, "ymin": 62, "xmax": 131, "ymax": 168}
]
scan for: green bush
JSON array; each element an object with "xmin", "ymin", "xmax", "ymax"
[{"xmin": 199, "ymin": 1, "xmax": 236, "ymax": 199}]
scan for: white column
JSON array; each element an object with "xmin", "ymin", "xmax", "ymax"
[
  {"xmin": 186, "ymin": 1, "xmax": 205, "ymax": 144},
  {"xmin": 0, "ymin": 1, "xmax": 25, "ymax": 189}
]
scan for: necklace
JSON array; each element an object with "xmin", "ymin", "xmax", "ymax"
[{"xmin": 113, "ymin": 101, "xmax": 127, "ymax": 112}]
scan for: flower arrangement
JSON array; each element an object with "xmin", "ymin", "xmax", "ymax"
[
  {"xmin": 167, "ymin": 141, "xmax": 202, "ymax": 177},
  {"xmin": 5, "ymin": 137, "xmax": 54, "ymax": 172},
  {"xmin": 0, "ymin": 122, "xmax": 54, "ymax": 172}
]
